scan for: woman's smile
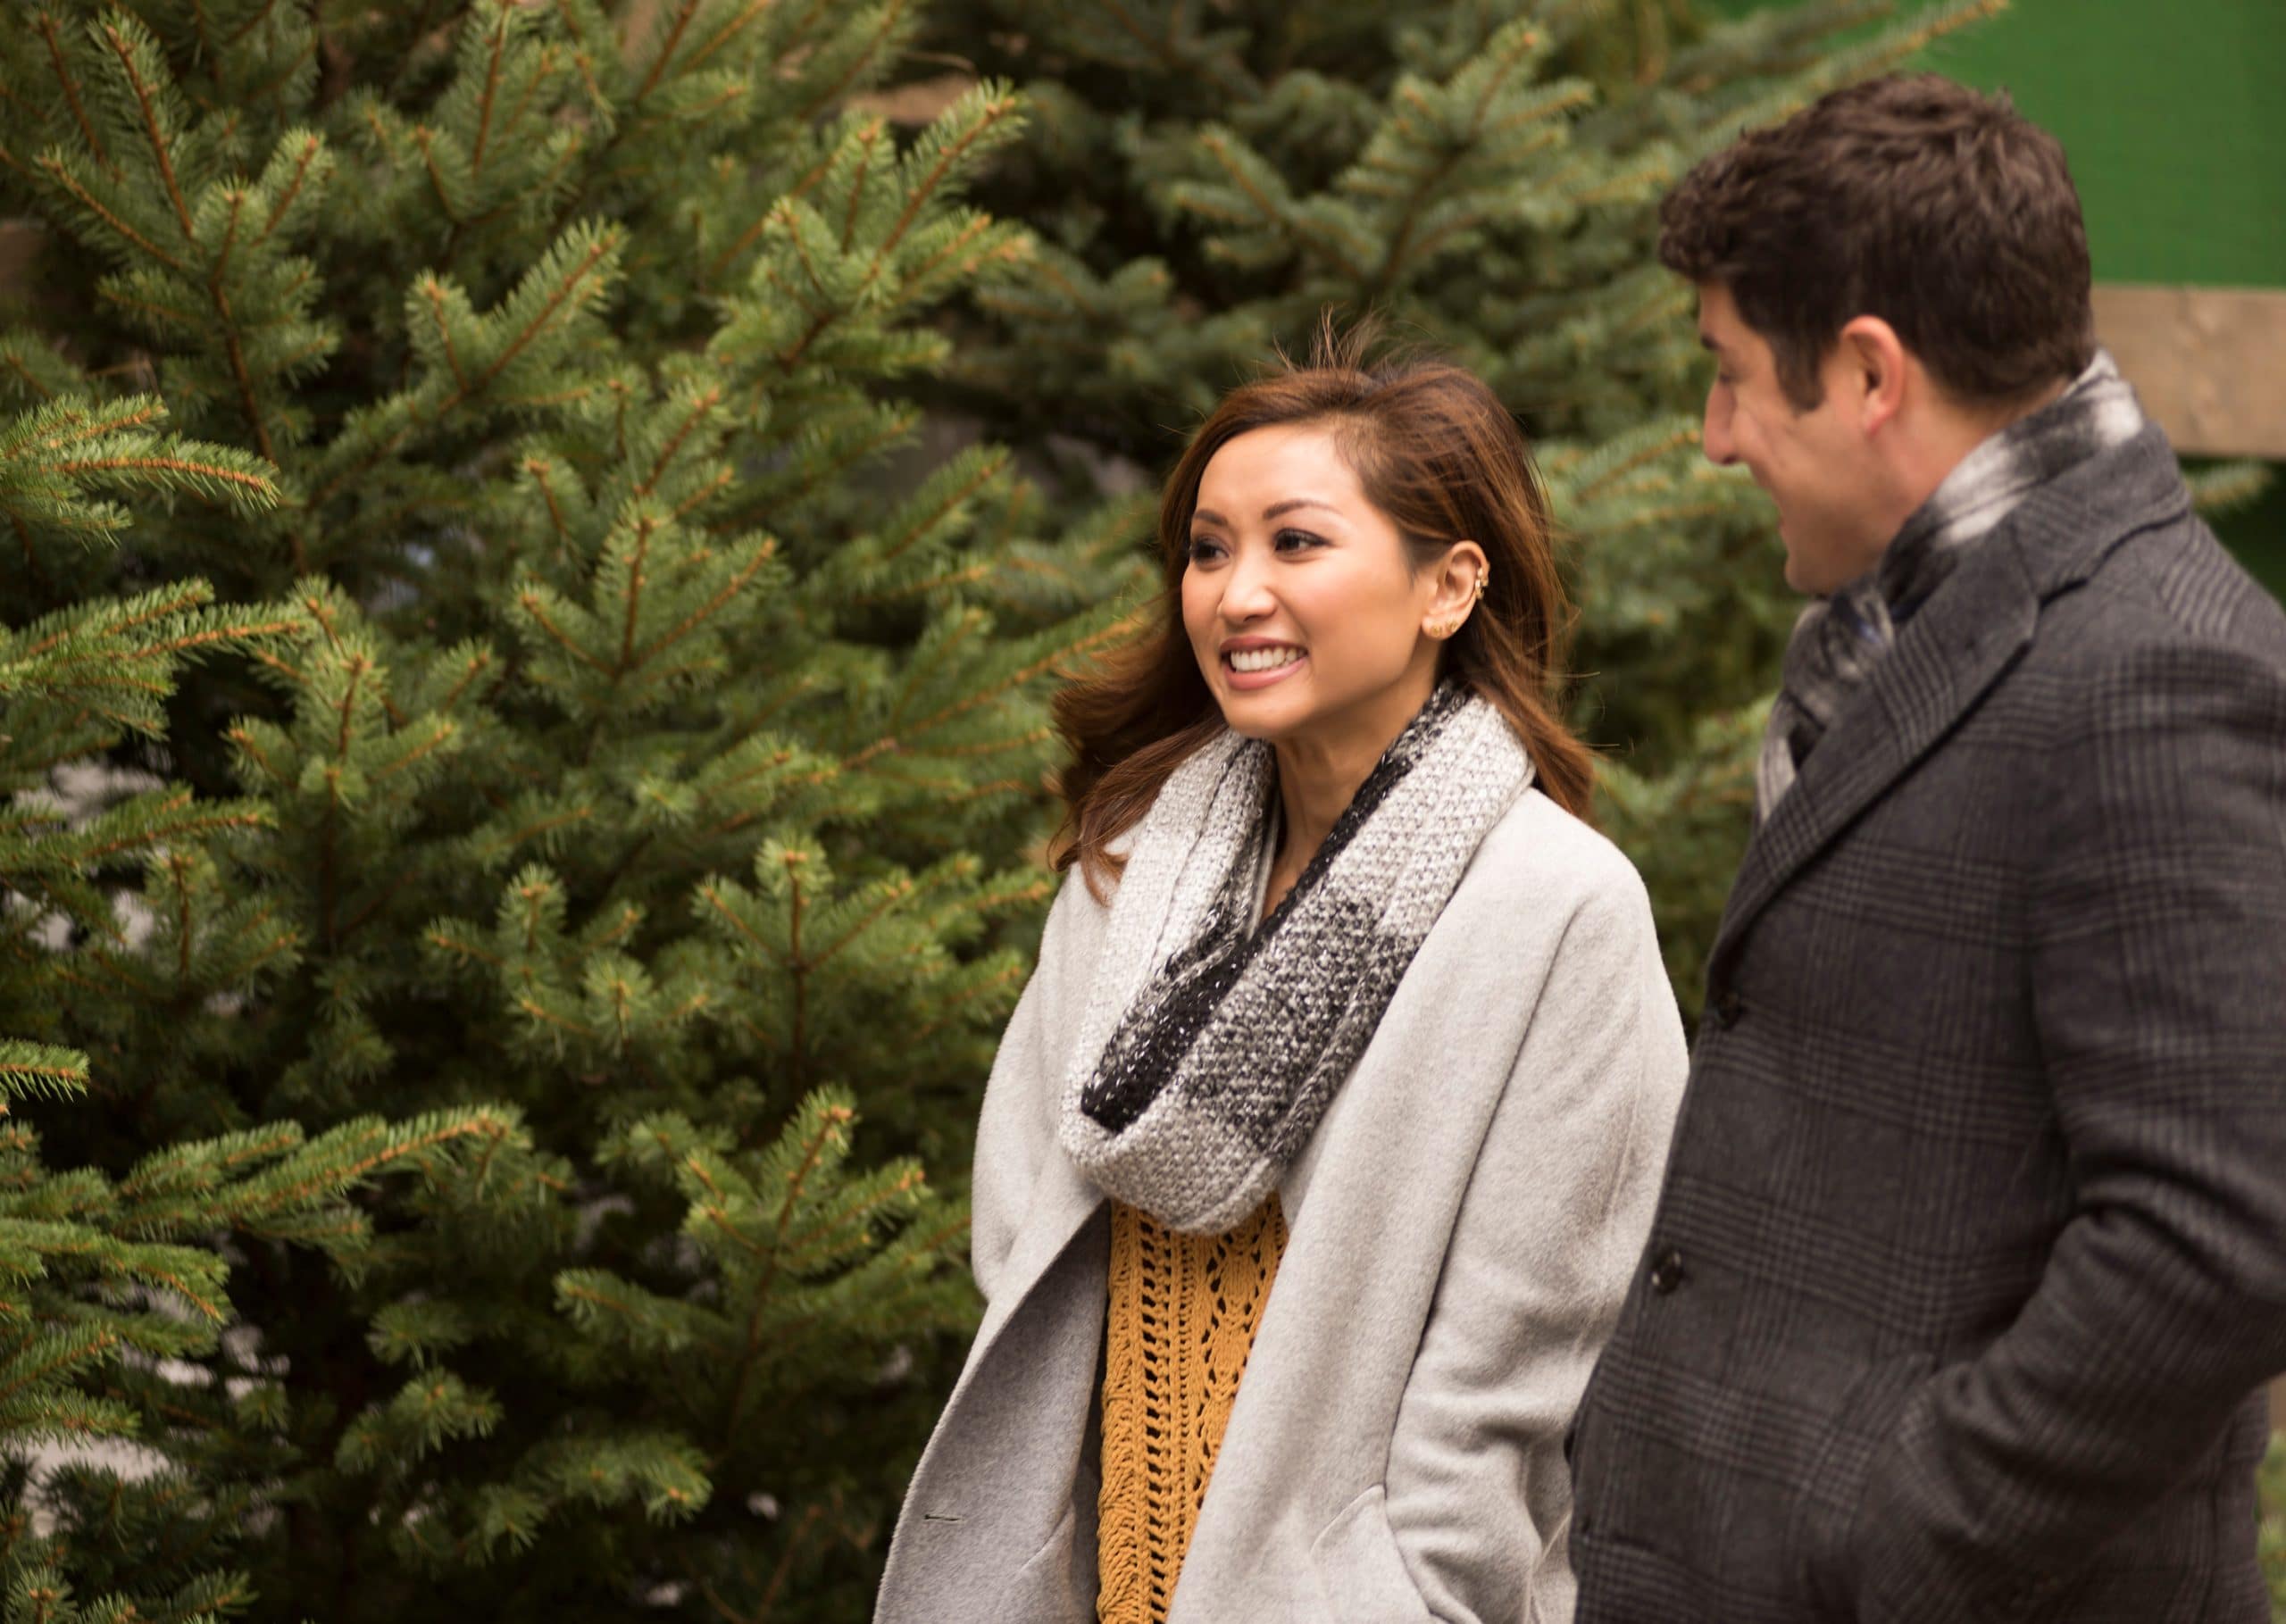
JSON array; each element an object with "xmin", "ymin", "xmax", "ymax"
[{"xmin": 1222, "ymin": 638, "xmax": 1307, "ymax": 686}]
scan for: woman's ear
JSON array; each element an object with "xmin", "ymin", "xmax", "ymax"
[{"xmin": 1421, "ymin": 541, "xmax": 1491, "ymax": 639}]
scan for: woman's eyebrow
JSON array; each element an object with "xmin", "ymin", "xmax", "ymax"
[{"xmin": 1191, "ymin": 498, "xmax": 1341, "ymax": 528}]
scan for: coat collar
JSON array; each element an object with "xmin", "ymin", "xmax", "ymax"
[{"xmin": 1706, "ymin": 425, "xmax": 2190, "ymax": 991}]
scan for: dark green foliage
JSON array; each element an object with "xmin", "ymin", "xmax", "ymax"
[
  {"xmin": 1, "ymin": 381, "xmax": 546, "ymax": 1624},
  {"xmin": 0, "ymin": 2, "xmax": 1115, "ymax": 1618}
]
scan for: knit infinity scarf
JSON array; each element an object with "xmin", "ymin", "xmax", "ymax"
[
  {"xmin": 1757, "ymin": 349, "xmax": 2146, "ymax": 820},
  {"xmin": 1058, "ymin": 685, "xmax": 1532, "ymax": 1235}
]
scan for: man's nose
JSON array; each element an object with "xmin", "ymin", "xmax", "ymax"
[{"xmin": 1702, "ymin": 387, "xmax": 1737, "ymax": 466}]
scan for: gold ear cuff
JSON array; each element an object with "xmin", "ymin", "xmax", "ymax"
[{"xmin": 1428, "ymin": 571, "xmax": 1489, "ymax": 639}]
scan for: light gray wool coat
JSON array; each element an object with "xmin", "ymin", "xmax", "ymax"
[{"xmin": 875, "ymin": 787, "xmax": 1689, "ymax": 1624}]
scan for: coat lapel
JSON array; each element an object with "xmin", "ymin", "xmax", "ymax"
[
  {"xmin": 978, "ymin": 1155, "xmax": 1105, "ymax": 1346},
  {"xmin": 1706, "ymin": 526, "xmax": 2039, "ymax": 991}
]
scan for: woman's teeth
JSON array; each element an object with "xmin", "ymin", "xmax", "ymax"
[{"xmin": 1229, "ymin": 646, "xmax": 1303, "ymax": 673}]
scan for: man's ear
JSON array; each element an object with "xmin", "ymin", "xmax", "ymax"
[{"xmin": 1837, "ymin": 315, "xmax": 1909, "ymax": 436}]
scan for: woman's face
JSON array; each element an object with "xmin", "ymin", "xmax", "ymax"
[{"xmin": 1181, "ymin": 422, "xmax": 1447, "ymax": 749}]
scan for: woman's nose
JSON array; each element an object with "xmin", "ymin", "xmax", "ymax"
[{"xmin": 1219, "ymin": 553, "xmax": 1277, "ymax": 620}]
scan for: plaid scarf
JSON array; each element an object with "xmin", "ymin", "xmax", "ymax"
[
  {"xmin": 1756, "ymin": 349, "xmax": 2146, "ymax": 821},
  {"xmin": 1058, "ymin": 685, "xmax": 1531, "ymax": 1235}
]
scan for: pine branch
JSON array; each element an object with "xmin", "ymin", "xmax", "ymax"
[
  {"xmin": 37, "ymin": 12, "xmax": 111, "ymax": 175},
  {"xmin": 95, "ymin": 17, "xmax": 194, "ymax": 241}
]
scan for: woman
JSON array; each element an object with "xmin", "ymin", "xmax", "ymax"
[{"xmin": 876, "ymin": 342, "xmax": 1688, "ymax": 1624}]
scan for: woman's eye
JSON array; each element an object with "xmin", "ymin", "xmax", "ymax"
[
  {"xmin": 1186, "ymin": 536, "xmax": 1224, "ymax": 563},
  {"xmin": 1273, "ymin": 528, "xmax": 1323, "ymax": 552}
]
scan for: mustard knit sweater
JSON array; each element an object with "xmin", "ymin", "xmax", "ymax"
[{"xmin": 1096, "ymin": 1193, "xmax": 1288, "ymax": 1624}]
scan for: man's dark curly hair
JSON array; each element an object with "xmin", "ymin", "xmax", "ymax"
[{"xmin": 1658, "ymin": 73, "xmax": 2095, "ymax": 411}]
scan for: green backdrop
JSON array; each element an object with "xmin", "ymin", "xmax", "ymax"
[{"xmin": 1916, "ymin": 0, "xmax": 2283, "ymax": 287}]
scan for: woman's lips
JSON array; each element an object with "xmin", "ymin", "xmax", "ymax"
[{"xmin": 1222, "ymin": 647, "xmax": 1307, "ymax": 690}]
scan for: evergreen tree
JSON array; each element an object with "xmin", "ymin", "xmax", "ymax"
[
  {"xmin": 910, "ymin": 0, "xmax": 2265, "ymax": 1009},
  {"xmin": 0, "ymin": 396, "xmax": 541, "ymax": 1621},
  {"xmin": 5, "ymin": 4, "xmax": 2269, "ymax": 1620},
  {"xmin": 0, "ymin": 4, "xmax": 1114, "ymax": 1617}
]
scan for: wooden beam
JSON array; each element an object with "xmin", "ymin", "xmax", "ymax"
[
  {"xmin": 850, "ymin": 71, "xmax": 976, "ymax": 126},
  {"xmin": 2093, "ymin": 283, "xmax": 2286, "ymax": 460}
]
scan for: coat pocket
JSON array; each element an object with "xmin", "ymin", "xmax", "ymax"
[
  {"xmin": 993, "ymin": 1505, "xmax": 1092, "ymax": 1624},
  {"xmin": 1308, "ymin": 1485, "xmax": 1437, "ymax": 1624},
  {"xmin": 1788, "ymin": 1352, "xmax": 1936, "ymax": 1619}
]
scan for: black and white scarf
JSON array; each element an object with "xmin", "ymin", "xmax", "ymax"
[
  {"xmin": 1756, "ymin": 349, "xmax": 2146, "ymax": 820},
  {"xmin": 1058, "ymin": 685, "xmax": 1531, "ymax": 1234}
]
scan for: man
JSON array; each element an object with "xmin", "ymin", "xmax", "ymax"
[{"xmin": 1566, "ymin": 73, "xmax": 2286, "ymax": 1623}]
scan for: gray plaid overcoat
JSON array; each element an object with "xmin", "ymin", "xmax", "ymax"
[{"xmin": 1568, "ymin": 423, "xmax": 2286, "ymax": 1623}]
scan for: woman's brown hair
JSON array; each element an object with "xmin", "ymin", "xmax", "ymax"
[{"xmin": 1053, "ymin": 331, "xmax": 1595, "ymax": 891}]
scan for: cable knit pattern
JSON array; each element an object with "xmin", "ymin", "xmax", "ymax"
[
  {"xmin": 1058, "ymin": 684, "xmax": 1531, "ymax": 1234},
  {"xmin": 1095, "ymin": 1193, "xmax": 1288, "ymax": 1624}
]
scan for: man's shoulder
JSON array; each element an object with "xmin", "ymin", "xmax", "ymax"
[
  {"xmin": 2028, "ymin": 506, "xmax": 2286, "ymax": 683},
  {"xmin": 1998, "ymin": 422, "xmax": 2282, "ymax": 669}
]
